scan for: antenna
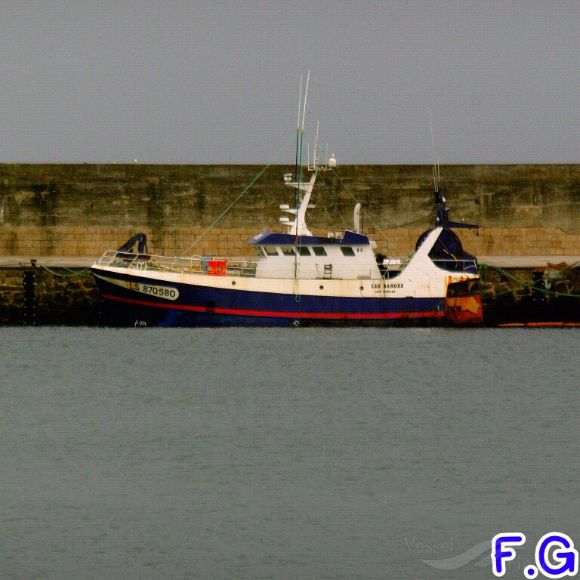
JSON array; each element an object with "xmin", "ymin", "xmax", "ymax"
[
  {"xmin": 301, "ymin": 70, "xmax": 310, "ymax": 132},
  {"xmin": 314, "ymin": 120, "xmax": 319, "ymax": 168},
  {"xmin": 425, "ymin": 113, "xmax": 477, "ymax": 231},
  {"xmin": 297, "ymin": 75, "xmax": 303, "ymax": 130},
  {"xmin": 428, "ymin": 110, "xmax": 440, "ymax": 193},
  {"xmin": 294, "ymin": 71, "xmax": 310, "ymax": 214},
  {"xmin": 433, "ymin": 161, "xmax": 441, "ymax": 194},
  {"xmin": 309, "ymin": 120, "xmax": 319, "ymax": 170}
]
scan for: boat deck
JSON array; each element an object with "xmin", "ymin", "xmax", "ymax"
[{"xmin": 1, "ymin": 255, "xmax": 579, "ymax": 269}]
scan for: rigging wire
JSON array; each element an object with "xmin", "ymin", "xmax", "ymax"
[
  {"xmin": 178, "ymin": 142, "xmax": 289, "ymax": 256},
  {"xmin": 328, "ymin": 168, "xmax": 424, "ymax": 256}
]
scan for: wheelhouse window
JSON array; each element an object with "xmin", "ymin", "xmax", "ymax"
[
  {"xmin": 298, "ymin": 247, "xmax": 311, "ymax": 256},
  {"xmin": 281, "ymin": 246, "xmax": 295, "ymax": 256},
  {"xmin": 264, "ymin": 246, "xmax": 279, "ymax": 256},
  {"xmin": 340, "ymin": 246, "xmax": 355, "ymax": 256},
  {"xmin": 312, "ymin": 246, "xmax": 327, "ymax": 256}
]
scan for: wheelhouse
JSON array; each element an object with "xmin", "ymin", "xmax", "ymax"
[{"xmin": 251, "ymin": 231, "xmax": 381, "ymax": 280}]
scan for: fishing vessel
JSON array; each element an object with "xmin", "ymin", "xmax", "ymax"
[
  {"xmin": 91, "ymin": 172, "xmax": 483, "ymax": 327},
  {"xmin": 91, "ymin": 79, "xmax": 483, "ymax": 327}
]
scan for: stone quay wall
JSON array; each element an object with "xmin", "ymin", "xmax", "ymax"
[
  {"xmin": 0, "ymin": 164, "xmax": 578, "ymax": 258},
  {"xmin": 0, "ymin": 265, "xmax": 101, "ymax": 326}
]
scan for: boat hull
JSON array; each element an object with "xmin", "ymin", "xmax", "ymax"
[{"xmin": 91, "ymin": 267, "xmax": 482, "ymax": 327}]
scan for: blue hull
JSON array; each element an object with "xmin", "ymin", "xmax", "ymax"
[{"xmin": 92, "ymin": 268, "xmax": 448, "ymax": 327}]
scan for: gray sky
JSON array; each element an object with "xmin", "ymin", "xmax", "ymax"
[{"xmin": 0, "ymin": 0, "xmax": 578, "ymax": 164}]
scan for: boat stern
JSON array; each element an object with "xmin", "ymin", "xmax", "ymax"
[
  {"xmin": 445, "ymin": 293, "xmax": 483, "ymax": 325},
  {"xmin": 444, "ymin": 275, "xmax": 483, "ymax": 325}
]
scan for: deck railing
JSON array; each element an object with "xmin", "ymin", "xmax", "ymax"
[{"xmin": 96, "ymin": 251, "xmax": 258, "ymax": 277}]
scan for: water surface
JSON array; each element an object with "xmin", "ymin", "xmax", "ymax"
[{"xmin": 1, "ymin": 328, "xmax": 578, "ymax": 579}]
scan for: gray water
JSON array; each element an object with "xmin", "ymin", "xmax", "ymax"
[{"xmin": 1, "ymin": 328, "xmax": 578, "ymax": 579}]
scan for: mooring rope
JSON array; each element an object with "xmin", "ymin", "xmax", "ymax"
[
  {"xmin": 479, "ymin": 263, "xmax": 580, "ymax": 299},
  {"xmin": 38, "ymin": 264, "xmax": 92, "ymax": 277}
]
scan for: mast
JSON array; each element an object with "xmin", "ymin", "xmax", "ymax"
[
  {"xmin": 428, "ymin": 114, "xmax": 476, "ymax": 229},
  {"xmin": 292, "ymin": 72, "xmax": 309, "ymax": 299},
  {"xmin": 295, "ymin": 71, "xmax": 310, "ymax": 204},
  {"xmin": 280, "ymin": 71, "xmax": 326, "ymax": 237},
  {"xmin": 295, "ymin": 75, "xmax": 303, "ymax": 196}
]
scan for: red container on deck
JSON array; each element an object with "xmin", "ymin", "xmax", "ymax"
[{"xmin": 208, "ymin": 260, "xmax": 227, "ymax": 276}]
